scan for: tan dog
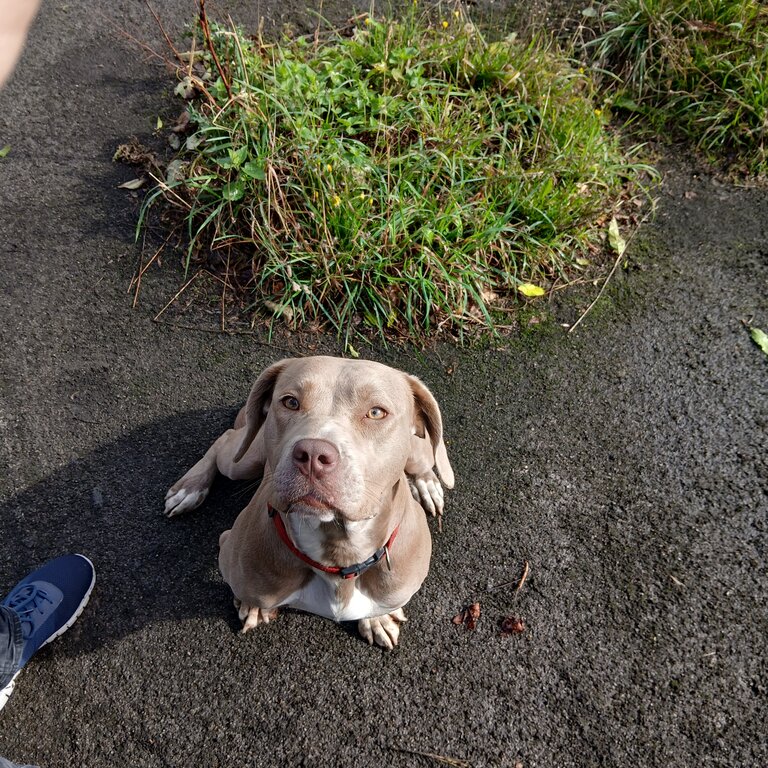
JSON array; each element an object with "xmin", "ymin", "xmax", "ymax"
[{"xmin": 165, "ymin": 356, "xmax": 454, "ymax": 648}]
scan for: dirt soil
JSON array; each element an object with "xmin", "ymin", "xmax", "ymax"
[{"xmin": 0, "ymin": 2, "xmax": 766, "ymax": 767}]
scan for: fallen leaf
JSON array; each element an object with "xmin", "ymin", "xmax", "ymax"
[
  {"xmin": 155, "ymin": 116, "xmax": 163, "ymax": 130},
  {"xmin": 0, "ymin": 145, "xmax": 10, "ymax": 159},
  {"xmin": 117, "ymin": 178, "xmax": 146, "ymax": 190},
  {"xmin": 466, "ymin": 602, "xmax": 481, "ymax": 629},
  {"xmin": 575, "ymin": 257, "xmax": 591, "ymax": 267},
  {"xmin": 185, "ymin": 133, "xmax": 203, "ymax": 151},
  {"xmin": 517, "ymin": 283, "xmax": 545, "ymax": 298},
  {"xmin": 264, "ymin": 300, "xmax": 294, "ymax": 323},
  {"xmin": 171, "ymin": 110, "xmax": 191, "ymax": 133},
  {"xmin": 165, "ymin": 159, "xmax": 186, "ymax": 184},
  {"xmin": 174, "ymin": 75, "xmax": 197, "ymax": 99},
  {"xmin": 608, "ymin": 217, "xmax": 626, "ymax": 257},
  {"xmin": 500, "ymin": 616, "xmax": 526, "ymax": 635},
  {"xmin": 750, "ymin": 327, "xmax": 768, "ymax": 356},
  {"xmin": 452, "ymin": 602, "xmax": 481, "ymax": 630},
  {"xmin": 346, "ymin": 343, "xmax": 360, "ymax": 359}
]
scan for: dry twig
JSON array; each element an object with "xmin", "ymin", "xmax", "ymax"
[{"xmin": 199, "ymin": 0, "xmax": 233, "ymax": 101}]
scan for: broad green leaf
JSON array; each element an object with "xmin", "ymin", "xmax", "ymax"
[
  {"xmin": 229, "ymin": 146, "xmax": 248, "ymax": 168},
  {"xmin": 608, "ymin": 217, "xmax": 626, "ymax": 257},
  {"xmin": 614, "ymin": 95, "xmax": 641, "ymax": 112},
  {"xmin": 750, "ymin": 327, "xmax": 768, "ymax": 356},
  {"xmin": 0, "ymin": 145, "xmax": 10, "ymax": 159},
  {"xmin": 222, "ymin": 180, "xmax": 245, "ymax": 202},
  {"xmin": 518, "ymin": 283, "xmax": 546, "ymax": 297},
  {"xmin": 242, "ymin": 161, "xmax": 266, "ymax": 180}
]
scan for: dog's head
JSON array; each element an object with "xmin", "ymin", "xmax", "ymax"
[{"xmin": 233, "ymin": 356, "xmax": 452, "ymax": 522}]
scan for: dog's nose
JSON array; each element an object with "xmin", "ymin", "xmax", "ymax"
[{"xmin": 292, "ymin": 438, "xmax": 340, "ymax": 479}]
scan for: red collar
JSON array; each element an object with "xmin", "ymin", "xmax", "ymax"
[{"xmin": 268, "ymin": 504, "xmax": 399, "ymax": 580}]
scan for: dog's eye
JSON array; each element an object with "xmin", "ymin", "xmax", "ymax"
[
  {"xmin": 281, "ymin": 396, "xmax": 300, "ymax": 411},
  {"xmin": 366, "ymin": 407, "xmax": 387, "ymax": 420}
]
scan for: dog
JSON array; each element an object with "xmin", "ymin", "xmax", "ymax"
[{"xmin": 164, "ymin": 356, "xmax": 454, "ymax": 648}]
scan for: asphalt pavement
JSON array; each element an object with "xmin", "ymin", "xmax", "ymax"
[{"xmin": 0, "ymin": 1, "xmax": 766, "ymax": 766}]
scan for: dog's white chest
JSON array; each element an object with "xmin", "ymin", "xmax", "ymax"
[{"xmin": 283, "ymin": 573, "xmax": 384, "ymax": 622}]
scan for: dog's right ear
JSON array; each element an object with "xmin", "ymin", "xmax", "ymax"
[{"xmin": 232, "ymin": 359, "xmax": 289, "ymax": 463}]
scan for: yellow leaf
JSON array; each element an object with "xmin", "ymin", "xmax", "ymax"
[
  {"xmin": 608, "ymin": 217, "xmax": 626, "ymax": 257},
  {"xmin": 517, "ymin": 283, "xmax": 546, "ymax": 297}
]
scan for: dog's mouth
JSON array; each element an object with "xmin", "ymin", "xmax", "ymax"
[{"xmin": 285, "ymin": 493, "xmax": 340, "ymax": 518}]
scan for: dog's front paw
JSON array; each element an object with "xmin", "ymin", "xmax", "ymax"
[
  {"xmin": 408, "ymin": 470, "xmax": 445, "ymax": 517},
  {"xmin": 358, "ymin": 608, "xmax": 407, "ymax": 649},
  {"xmin": 164, "ymin": 471, "xmax": 214, "ymax": 517},
  {"xmin": 235, "ymin": 599, "xmax": 279, "ymax": 633}
]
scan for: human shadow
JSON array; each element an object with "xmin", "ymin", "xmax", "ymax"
[{"xmin": 0, "ymin": 407, "xmax": 255, "ymax": 656}]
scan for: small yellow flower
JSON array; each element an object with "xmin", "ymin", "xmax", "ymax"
[
  {"xmin": 594, "ymin": 108, "xmax": 603, "ymax": 117},
  {"xmin": 332, "ymin": 194, "xmax": 341, "ymax": 207},
  {"xmin": 326, "ymin": 163, "xmax": 333, "ymax": 173},
  {"xmin": 365, "ymin": 16, "xmax": 371, "ymax": 25},
  {"xmin": 578, "ymin": 67, "xmax": 585, "ymax": 74},
  {"xmin": 359, "ymin": 192, "xmax": 367, "ymax": 200},
  {"xmin": 442, "ymin": 20, "xmax": 449, "ymax": 29},
  {"xmin": 453, "ymin": 10, "xmax": 460, "ymax": 18}
]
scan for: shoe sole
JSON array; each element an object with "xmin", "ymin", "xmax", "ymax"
[{"xmin": 0, "ymin": 554, "xmax": 96, "ymax": 714}]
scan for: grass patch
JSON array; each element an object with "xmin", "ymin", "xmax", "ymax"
[
  {"xmin": 589, "ymin": 0, "xmax": 768, "ymax": 176},
  {"xmin": 138, "ymin": 3, "xmax": 652, "ymax": 343}
]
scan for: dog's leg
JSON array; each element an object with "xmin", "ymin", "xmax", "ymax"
[
  {"xmin": 358, "ymin": 608, "xmax": 407, "ymax": 649},
  {"xmin": 164, "ymin": 427, "xmax": 265, "ymax": 516},
  {"xmin": 405, "ymin": 435, "xmax": 445, "ymax": 517}
]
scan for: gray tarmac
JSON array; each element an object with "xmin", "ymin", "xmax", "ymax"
[{"xmin": 0, "ymin": 1, "xmax": 766, "ymax": 766}]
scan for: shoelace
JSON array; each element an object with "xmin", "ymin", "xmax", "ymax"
[{"xmin": 5, "ymin": 585, "xmax": 55, "ymax": 638}]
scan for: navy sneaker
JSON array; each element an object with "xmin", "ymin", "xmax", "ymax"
[{"xmin": 0, "ymin": 554, "xmax": 95, "ymax": 711}]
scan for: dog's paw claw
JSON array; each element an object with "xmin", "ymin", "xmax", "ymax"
[
  {"xmin": 358, "ymin": 608, "xmax": 407, "ymax": 649},
  {"xmin": 408, "ymin": 472, "xmax": 444, "ymax": 517},
  {"xmin": 236, "ymin": 600, "xmax": 278, "ymax": 632},
  {"xmin": 164, "ymin": 487, "xmax": 208, "ymax": 517}
]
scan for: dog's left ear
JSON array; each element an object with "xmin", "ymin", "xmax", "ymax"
[
  {"xmin": 232, "ymin": 359, "xmax": 289, "ymax": 463},
  {"xmin": 407, "ymin": 375, "xmax": 455, "ymax": 488}
]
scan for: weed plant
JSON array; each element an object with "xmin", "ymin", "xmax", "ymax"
[
  {"xmin": 590, "ymin": 0, "xmax": 768, "ymax": 176},
  {"xmin": 142, "ymin": 5, "xmax": 649, "ymax": 342}
]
